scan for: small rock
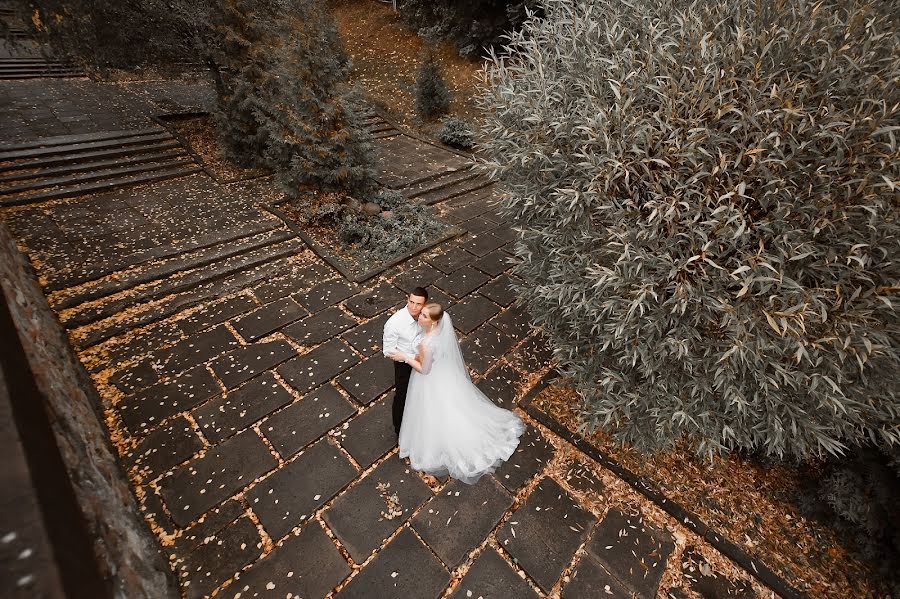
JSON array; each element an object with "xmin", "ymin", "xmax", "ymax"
[{"xmin": 362, "ymin": 202, "xmax": 381, "ymax": 216}]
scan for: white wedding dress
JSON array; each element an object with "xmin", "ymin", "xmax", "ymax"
[{"xmin": 398, "ymin": 313, "xmax": 525, "ymax": 484}]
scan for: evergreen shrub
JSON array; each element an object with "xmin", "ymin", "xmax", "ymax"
[
  {"xmin": 478, "ymin": 0, "xmax": 900, "ymax": 459},
  {"xmin": 415, "ymin": 49, "xmax": 451, "ymax": 121},
  {"xmin": 213, "ymin": 0, "xmax": 376, "ymax": 196},
  {"xmin": 439, "ymin": 116, "xmax": 475, "ymax": 149}
]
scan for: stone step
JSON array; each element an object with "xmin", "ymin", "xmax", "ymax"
[
  {"xmin": 0, "ymin": 71, "xmax": 84, "ymax": 80},
  {"xmin": 73, "ymin": 254, "xmax": 302, "ymax": 350},
  {"xmin": 0, "ymin": 149, "xmax": 187, "ymax": 183},
  {"xmin": 61, "ymin": 237, "xmax": 304, "ymax": 330},
  {"xmin": 0, "ymin": 128, "xmax": 165, "ymax": 152},
  {"xmin": 52, "ymin": 227, "xmax": 293, "ymax": 311},
  {"xmin": 0, "ymin": 61, "xmax": 76, "ymax": 69},
  {"xmin": 0, "ymin": 164, "xmax": 203, "ymax": 207},
  {"xmin": 0, "ymin": 140, "xmax": 182, "ymax": 172},
  {"xmin": 368, "ymin": 125, "xmax": 398, "ymax": 135},
  {"xmin": 405, "ymin": 168, "xmax": 493, "ymax": 205},
  {"xmin": 43, "ymin": 216, "xmax": 277, "ymax": 294},
  {"xmin": 0, "ymin": 63, "xmax": 77, "ymax": 70},
  {"xmin": 0, "ymin": 131, "xmax": 172, "ymax": 161},
  {"xmin": 371, "ymin": 130, "xmax": 400, "ymax": 140},
  {"xmin": 0, "ymin": 157, "xmax": 195, "ymax": 197},
  {"xmin": 417, "ymin": 175, "xmax": 493, "ymax": 206},
  {"xmin": 403, "ymin": 165, "xmax": 476, "ymax": 196}
]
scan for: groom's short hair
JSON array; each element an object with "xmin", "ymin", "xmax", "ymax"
[{"xmin": 410, "ymin": 286, "xmax": 429, "ymax": 301}]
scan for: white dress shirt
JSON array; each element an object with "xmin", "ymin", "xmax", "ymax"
[{"xmin": 383, "ymin": 307, "xmax": 423, "ymax": 359}]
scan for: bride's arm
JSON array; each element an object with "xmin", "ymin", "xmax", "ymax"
[{"xmin": 404, "ymin": 344, "xmax": 432, "ymax": 374}]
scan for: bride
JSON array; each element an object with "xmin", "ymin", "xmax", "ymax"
[{"xmin": 390, "ymin": 303, "xmax": 525, "ymax": 484}]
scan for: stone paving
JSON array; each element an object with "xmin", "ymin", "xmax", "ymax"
[{"xmin": 0, "ymin": 71, "xmax": 776, "ymax": 598}]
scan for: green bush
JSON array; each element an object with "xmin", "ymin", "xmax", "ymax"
[
  {"xmin": 439, "ymin": 116, "xmax": 475, "ymax": 149},
  {"xmin": 415, "ymin": 49, "xmax": 451, "ymax": 121},
  {"xmin": 478, "ymin": 0, "xmax": 900, "ymax": 459},
  {"xmin": 339, "ymin": 201, "xmax": 449, "ymax": 264}
]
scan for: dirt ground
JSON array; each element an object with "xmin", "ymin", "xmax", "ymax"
[{"xmin": 331, "ymin": 0, "xmax": 486, "ymax": 133}]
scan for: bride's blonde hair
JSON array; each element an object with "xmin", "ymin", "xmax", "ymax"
[{"xmin": 423, "ymin": 302, "xmax": 444, "ymax": 321}]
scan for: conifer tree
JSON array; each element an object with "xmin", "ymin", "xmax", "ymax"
[
  {"xmin": 415, "ymin": 47, "xmax": 451, "ymax": 121},
  {"xmin": 213, "ymin": 0, "xmax": 375, "ymax": 195}
]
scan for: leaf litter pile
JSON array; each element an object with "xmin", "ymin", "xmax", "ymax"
[{"xmin": 533, "ymin": 380, "xmax": 884, "ymax": 597}]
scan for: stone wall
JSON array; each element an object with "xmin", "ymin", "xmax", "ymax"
[{"xmin": 0, "ymin": 222, "xmax": 176, "ymax": 598}]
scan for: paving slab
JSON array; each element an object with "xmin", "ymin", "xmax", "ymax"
[
  {"xmin": 479, "ymin": 274, "xmax": 519, "ymax": 307},
  {"xmin": 208, "ymin": 338, "xmax": 296, "ymax": 389},
  {"xmin": 435, "ymin": 265, "xmax": 490, "ymax": 299},
  {"xmin": 246, "ymin": 438, "xmax": 357, "ymax": 541},
  {"xmin": 282, "ymin": 306, "xmax": 357, "ymax": 346},
  {"xmin": 230, "ymin": 521, "xmax": 351, "ymax": 598},
  {"xmin": 172, "ymin": 500, "xmax": 246, "ymax": 556},
  {"xmin": 392, "ymin": 262, "xmax": 440, "ymax": 294},
  {"xmin": 192, "ymin": 372, "xmax": 295, "ymax": 443},
  {"xmin": 374, "ymin": 134, "xmax": 471, "ymax": 188},
  {"xmin": 231, "ymin": 297, "xmax": 308, "ymax": 342},
  {"xmin": 491, "ymin": 305, "xmax": 533, "ymax": 342},
  {"xmin": 261, "ymin": 383, "xmax": 357, "ymax": 459},
  {"xmin": 107, "ymin": 358, "xmax": 159, "ymax": 395},
  {"xmin": 451, "ymin": 294, "xmax": 501, "ymax": 334},
  {"xmin": 460, "ymin": 215, "xmax": 499, "ymax": 234},
  {"xmin": 412, "ymin": 477, "xmax": 513, "ymax": 568},
  {"xmin": 513, "ymin": 333, "xmax": 555, "ymax": 372},
  {"xmin": 428, "ymin": 246, "xmax": 476, "ymax": 274},
  {"xmin": 324, "ymin": 454, "xmax": 433, "ymax": 563},
  {"xmin": 117, "ymin": 366, "xmax": 222, "ymax": 435},
  {"xmin": 472, "ymin": 248, "xmax": 513, "ymax": 277},
  {"xmin": 276, "ymin": 338, "xmax": 360, "ymax": 395},
  {"xmin": 341, "ymin": 312, "xmax": 389, "ymax": 357},
  {"xmin": 177, "ymin": 294, "xmax": 259, "ymax": 336},
  {"xmin": 337, "ymin": 355, "xmax": 395, "ymax": 405},
  {"xmin": 562, "ymin": 459, "xmax": 606, "ymax": 497},
  {"xmin": 497, "ymin": 477, "xmax": 597, "ymax": 593},
  {"xmin": 345, "ymin": 281, "xmax": 406, "ymax": 318},
  {"xmin": 460, "ymin": 324, "xmax": 517, "ymax": 376},
  {"xmin": 461, "ymin": 232, "xmax": 507, "ymax": 257},
  {"xmin": 490, "ymin": 226, "xmax": 518, "ymax": 244},
  {"xmin": 159, "ymin": 428, "xmax": 278, "ymax": 527},
  {"xmin": 127, "ymin": 415, "xmax": 204, "ymax": 480},
  {"xmin": 448, "ymin": 547, "xmax": 539, "ymax": 599},
  {"xmin": 586, "ymin": 508, "xmax": 675, "ymax": 599},
  {"xmin": 177, "ymin": 515, "xmax": 261, "ymax": 599},
  {"xmin": 680, "ymin": 547, "xmax": 755, "ymax": 599},
  {"xmin": 334, "ymin": 527, "xmax": 450, "ymax": 599},
  {"xmin": 151, "ymin": 324, "xmax": 241, "ymax": 376},
  {"xmin": 295, "ymin": 278, "xmax": 357, "ymax": 313},
  {"xmin": 476, "ymin": 363, "xmax": 526, "ymax": 409},
  {"xmin": 250, "ymin": 262, "xmax": 334, "ymax": 303},
  {"xmin": 338, "ymin": 395, "xmax": 396, "ymax": 468},
  {"xmin": 561, "ymin": 554, "xmax": 634, "ymax": 599},
  {"xmin": 494, "ymin": 425, "xmax": 555, "ymax": 493}
]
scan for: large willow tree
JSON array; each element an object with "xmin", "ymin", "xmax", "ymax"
[{"xmin": 478, "ymin": 0, "xmax": 900, "ymax": 459}]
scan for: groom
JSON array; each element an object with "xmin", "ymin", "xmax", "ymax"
[{"xmin": 383, "ymin": 287, "xmax": 428, "ymax": 438}]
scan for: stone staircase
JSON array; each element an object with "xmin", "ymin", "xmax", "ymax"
[
  {"xmin": 0, "ymin": 55, "xmax": 83, "ymax": 79},
  {"xmin": 0, "ymin": 127, "xmax": 201, "ymax": 207}
]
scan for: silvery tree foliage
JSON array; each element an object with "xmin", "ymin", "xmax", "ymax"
[{"xmin": 478, "ymin": 0, "xmax": 900, "ymax": 459}]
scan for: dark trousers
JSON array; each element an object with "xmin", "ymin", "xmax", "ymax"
[{"xmin": 393, "ymin": 361, "xmax": 413, "ymax": 435}]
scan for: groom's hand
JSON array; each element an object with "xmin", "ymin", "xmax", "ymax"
[{"xmin": 389, "ymin": 351, "xmax": 408, "ymax": 363}]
